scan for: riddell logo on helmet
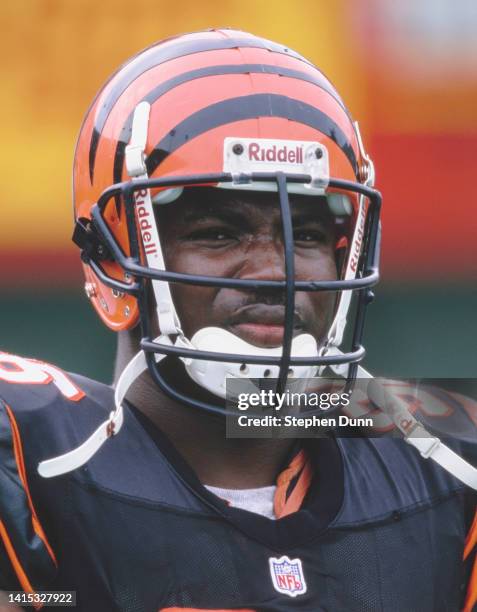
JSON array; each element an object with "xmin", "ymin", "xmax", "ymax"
[
  {"xmin": 248, "ymin": 143, "xmax": 303, "ymax": 164},
  {"xmin": 349, "ymin": 210, "xmax": 365, "ymax": 273},
  {"xmin": 134, "ymin": 189, "xmax": 158, "ymax": 256}
]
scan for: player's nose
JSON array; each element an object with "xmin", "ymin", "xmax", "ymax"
[{"xmin": 236, "ymin": 236, "xmax": 288, "ymax": 282}]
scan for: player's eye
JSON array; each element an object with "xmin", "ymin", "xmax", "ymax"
[
  {"xmin": 186, "ymin": 227, "xmax": 238, "ymax": 244},
  {"xmin": 293, "ymin": 228, "xmax": 327, "ymax": 245}
]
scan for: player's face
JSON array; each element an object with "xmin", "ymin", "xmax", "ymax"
[{"xmin": 156, "ymin": 189, "xmax": 338, "ymax": 348}]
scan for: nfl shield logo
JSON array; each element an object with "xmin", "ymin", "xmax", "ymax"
[{"xmin": 269, "ymin": 555, "xmax": 307, "ymax": 597}]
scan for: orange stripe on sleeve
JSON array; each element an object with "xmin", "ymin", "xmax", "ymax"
[
  {"xmin": 463, "ymin": 558, "xmax": 477, "ymax": 612},
  {"xmin": 463, "ymin": 508, "xmax": 477, "ymax": 612},
  {"xmin": 4, "ymin": 404, "xmax": 57, "ymax": 565},
  {"xmin": 0, "ymin": 519, "xmax": 43, "ymax": 610},
  {"xmin": 464, "ymin": 509, "xmax": 477, "ymax": 560}
]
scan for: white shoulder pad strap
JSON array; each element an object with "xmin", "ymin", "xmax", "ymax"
[
  {"xmin": 406, "ymin": 427, "xmax": 477, "ymax": 490},
  {"xmin": 367, "ymin": 379, "xmax": 477, "ymax": 490}
]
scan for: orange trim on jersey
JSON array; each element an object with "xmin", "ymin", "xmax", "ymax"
[
  {"xmin": 463, "ymin": 558, "xmax": 477, "ymax": 612},
  {"xmin": 4, "ymin": 404, "xmax": 57, "ymax": 565},
  {"xmin": 0, "ymin": 519, "xmax": 43, "ymax": 610},
  {"xmin": 463, "ymin": 509, "xmax": 477, "ymax": 612},
  {"xmin": 464, "ymin": 509, "xmax": 477, "ymax": 560},
  {"xmin": 274, "ymin": 449, "xmax": 313, "ymax": 519}
]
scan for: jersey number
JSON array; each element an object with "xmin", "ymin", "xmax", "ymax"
[{"xmin": 0, "ymin": 353, "xmax": 84, "ymax": 401}]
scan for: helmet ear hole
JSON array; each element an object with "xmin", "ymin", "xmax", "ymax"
[{"xmin": 83, "ymin": 264, "xmax": 139, "ymax": 331}]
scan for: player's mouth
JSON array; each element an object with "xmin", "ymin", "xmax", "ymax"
[{"xmin": 225, "ymin": 304, "xmax": 305, "ymax": 348}]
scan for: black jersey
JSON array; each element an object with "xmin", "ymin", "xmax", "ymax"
[{"xmin": 0, "ymin": 354, "xmax": 475, "ymax": 611}]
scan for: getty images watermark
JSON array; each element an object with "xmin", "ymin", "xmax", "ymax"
[
  {"xmin": 225, "ymin": 378, "xmax": 373, "ymax": 438},
  {"xmin": 225, "ymin": 377, "xmax": 477, "ymax": 439}
]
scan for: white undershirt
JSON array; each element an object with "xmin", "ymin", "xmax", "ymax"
[{"xmin": 205, "ymin": 484, "xmax": 277, "ymax": 520}]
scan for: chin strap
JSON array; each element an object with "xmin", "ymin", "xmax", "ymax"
[
  {"xmin": 324, "ymin": 197, "xmax": 367, "ymax": 351},
  {"xmin": 37, "ymin": 341, "xmax": 169, "ymax": 478},
  {"xmin": 324, "ymin": 346, "xmax": 372, "ymax": 379},
  {"xmin": 125, "ymin": 101, "xmax": 181, "ymax": 336},
  {"xmin": 366, "ymin": 379, "xmax": 477, "ymax": 490},
  {"xmin": 325, "ymin": 122, "xmax": 375, "ymax": 354},
  {"xmin": 325, "ymin": 353, "xmax": 477, "ymax": 490}
]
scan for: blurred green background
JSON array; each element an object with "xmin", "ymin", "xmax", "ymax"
[{"xmin": 1, "ymin": 0, "xmax": 476, "ymax": 381}]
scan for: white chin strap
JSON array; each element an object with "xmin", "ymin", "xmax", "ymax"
[
  {"xmin": 37, "ymin": 346, "xmax": 151, "ymax": 479},
  {"xmin": 124, "ymin": 101, "xmax": 181, "ymax": 336},
  {"xmin": 37, "ymin": 329, "xmax": 319, "ymax": 478},
  {"xmin": 345, "ymin": 378, "xmax": 477, "ymax": 490},
  {"xmin": 322, "ymin": 121, "xmax": 375, "ymax": 355}
]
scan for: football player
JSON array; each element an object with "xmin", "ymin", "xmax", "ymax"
[{"xmin": 0, "ymin": 29, "xmax": 476, "ymax": 611}]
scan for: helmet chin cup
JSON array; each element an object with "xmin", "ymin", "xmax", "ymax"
[{"xmin": 181, "ymin": 327, "xmax": 318, "ymax": 398}]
